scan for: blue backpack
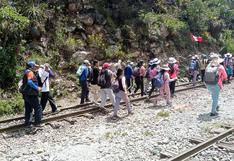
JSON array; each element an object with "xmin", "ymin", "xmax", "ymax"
[
  {"xmin": 189, "ymin": 60, "xmax": 198, "ymax": 71},
  {"xmin": 153, "ymin": 73, "xmax": 163, "ymax": 88}
]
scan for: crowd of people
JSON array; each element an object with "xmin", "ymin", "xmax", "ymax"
[{"xmin": 19, "ymin": 52, "xmax": 234, "ymax": 126}]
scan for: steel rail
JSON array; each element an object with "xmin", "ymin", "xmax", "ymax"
[
  {"xmin": 0, "ymin": 84, "xmax": 205, "ymax": 133},
  {"xmin": 169, "ymin": 127, "xmax": 234, "ymax": 161}
]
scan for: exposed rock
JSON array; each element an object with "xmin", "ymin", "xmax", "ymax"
[{"xmin": 79, "ymin": 14, "xmax": 94, "ymax": 26}]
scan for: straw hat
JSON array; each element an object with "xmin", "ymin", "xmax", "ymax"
[
  {"xmin": 160, "ymin": 64, "xmax": 170, "ymax": 71},
  {"xmin": 168, "ymin": 57, "xmax": 177, "ymax": 64}
]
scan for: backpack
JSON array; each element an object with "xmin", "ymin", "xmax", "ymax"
[
  {"xmin": 112, "ymin": 79, "xmax": 120, "ymax": 93},
  {"xmin": 153, "ymin": 73, "xmax": 164, "ymax": 88},
  {"xmin": 204, "ymin": 66, "xmax": 219, "ymax": 85},
  {"xmin": 189, "ymin": 60, "xmax": 198, "ymax": 71},
  {"xmin": 97, "ymin": 70, "xmax": 107, "ymax": 87},
  {"xmin": 76, "ymin": 66, "xmax": 84, "ymax": 78},
  {"xmin": 133, "ymin": 67, "xmax": 140, "ymax": 77}
]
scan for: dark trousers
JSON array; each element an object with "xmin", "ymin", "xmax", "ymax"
[
  {"xmin": 80, "ymin": 80, "xmax": 89, "ymax": 104},
  {"xmin": 41, "ymin": 92, "xmax": 57, "ymax": 112},
  {"xmin": 134, "ymin": 76, "xmax": 144, "ymax": 96},
  {"xmin": 169, "ymin": 80, "xmax": 176, "ymax": 97},
  {"xmin": 201, "ymin": 70, "xmax": 205, "ymax": 82},
  {"xmin": 126, "ymin": 78, "xmax": 131, "ymax": 93},
  {"xmin": 24, "ymin": 95, "xmax": 42, "ymax": 125},
  {"xmin": 148, "ymin": 79, "xmax": 155, "ymax": 97}
]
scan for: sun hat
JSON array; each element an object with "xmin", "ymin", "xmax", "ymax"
[
  {"xmin": 168, "ymin": 57, "xmax": 177, "ymax": 64},
  {"xmin": 160, "ymin": 64, "xmax": 170, "ymax": 71},
  {"xmin": 84, "ymin": 60, "xmax": 90, "ymax": 65},
  {"xmin": 102, "ymin": 63, "xmax": 111, "ymax": 69},
  {"xmin": 224, "ymin": 53, "xmax": 232, "ymax": 58},
  {"xmin": 210, "ymin": 57, "xmax": 224, "ymax": 67}
]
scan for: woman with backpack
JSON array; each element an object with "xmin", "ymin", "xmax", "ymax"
[
  {"xmin": 205, "ymin": 55, "xmax": 227, "ymax": 116},
  {"xmin": 112, "ymin": 68, "xmax": 132, "ymax": 119},
  {"xmin": 153, "ymin": 64, "xmax": 177, "ymax": 106}
]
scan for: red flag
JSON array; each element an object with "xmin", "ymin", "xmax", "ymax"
[{"xmin": 191, "ymin": 33, "xmax": 203, "ymax": 43}]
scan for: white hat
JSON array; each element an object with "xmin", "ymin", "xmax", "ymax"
[
  {"xmin": 210, "ymin": 57, "xmax": 224, "ymax": 66},
  {"xmin": 224, "ymin": 53, "xmax": 232, "ymax": 58},
  {"xmin": 160, "ymin": 64, "xmax": 170, "ymax": 71},
  {"xmin": 84, "ymin": 60, "xmax": 90, "ymax": 65},
  {"xmin": 130, "ymin": 62, "xmax": 134, "ymax": 66},
  {"xmin": 168, "ymin": 57, "xmax": 177, "ymax": 64}
]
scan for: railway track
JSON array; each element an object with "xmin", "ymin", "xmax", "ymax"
[
  {"xmin": 167, "ymin": 127, "xmax": 234, "ymax": 161},
  {"xmin": 0, "ymin": 82, "xmax": 205, "ymax": 133}
]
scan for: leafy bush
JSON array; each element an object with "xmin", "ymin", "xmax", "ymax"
[
  {"xmin": 0, "ymin": 94, "xmax": 24, "ymax": 116},
  {"xmin": 105, "ymin": 44, "xmax": 126, "ymax": 59},
  {"xmin": 0, "ymin": 6, "xmax": 29, "ymax": 89},
  {"xmin": 88, "ymin": 33, "xmax": 106, "ymax": 50},
  {"xmin": 222, "ymin": 30, "xmax": 234, "ymax": 53}
]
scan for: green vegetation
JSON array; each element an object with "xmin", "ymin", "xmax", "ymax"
[{"xmin": 156, "ymin": 110, "xmax": 170, "ymax": 118}]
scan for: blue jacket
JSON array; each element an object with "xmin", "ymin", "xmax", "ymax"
[
  {"xmin": 124, "ymin": 65, "xmax": 133, "ymax": 79},
  {"xmin": 77, "ymin": 64, "xmax": 89, "ymax": 81}
]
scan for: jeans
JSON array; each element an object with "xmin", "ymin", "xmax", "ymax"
[
  {"xmin": 113, "ymin": 91, "xmax": 131, "ymax": 116},
  {"xmin": 41, "ymin": 92, "xmax": 57, "ymax": 112},
  {"xmin": 169, "ymin": 80, "xmax": 176, "ymax": 96},
  {"xmin": 24, "ymin": 95, "xmax": 42, "ymax": 125},
  {"xmin": 80, "ymin": 80, "xmax": 89, "ymax": 104},
  {"xmin": 100, "ymin": 88, "xmax": 116, "ymax": 108},
  {"xmin": 207, "ymin": 84, "xmax": 220, "ymax": 114},
  {"xmin": 192, "ymin": 70, "xmax": 199, "ymax": 86}
]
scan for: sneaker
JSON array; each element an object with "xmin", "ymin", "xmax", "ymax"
[
  {"xmin": 33, "ymin": 123, "xmax": 43, "ymax": 128},
  {"xmin": 210, "ymin": 113, "xmax": 218, "ymax": 116},
  {"xmin": 128, "ymin": 111, "xmax": 134, "ymax": 115},
  {"xmin": 111, "ymin": 115, "xmax": 120, "ymax": 120},
  {"xmin": 52, "ymin": 109, "xmax": 60, "ymax": 114},
  {"xmin": 216, "ymin": 106, "xmax": 220, "ymax": 111}
]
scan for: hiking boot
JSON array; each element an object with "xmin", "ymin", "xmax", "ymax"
[
  {"xmin": 210, "ymin": 113, "xmax": 218, "ymax": 117},
  {"xmin": 111, "ymin": 115, "xmax": 120, "ymax": 120},
  {"xmin": 80, "ymin": 101, "xmax": 84, "ymax": 105}
]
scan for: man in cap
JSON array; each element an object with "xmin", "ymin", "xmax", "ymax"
[
  {"xmin": 134, "ymin": 60, "xmax": 146, "ymax": 96},
  {"xmin": 77, "ymin": 60, "xmax": 91, "ymax": 104},
  {"xmin": 21, "ymin": 60, "xmax": 42, "ymax": 126},
  {"xmin": 38, "ymin": 63, "xmax": 59, "ymax": 113}
]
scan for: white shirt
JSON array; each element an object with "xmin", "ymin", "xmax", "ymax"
[{"xmin": 38, "ymin": 67, "xmax": 50, "ymax": 92}]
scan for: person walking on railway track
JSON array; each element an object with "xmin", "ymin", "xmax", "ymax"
[
  {"xmin": 98, "ymin": 63, "xmax": 116, "ymax": 109},
  {"xmin": 199, "ymin": 54, "xmax": 209, "ymax": 82},
  {"xmin": 224, "ymin": 53, "xmax": 233, "ymax": 83},
  {"xmin": 133, "ymin": 60, "xmax": 146, "ymax": 96},
  {"xmin": 124, "ymin": 61, "xmax": 134, "ymax": 93},
  {"xmin": 168, "ymin": 57, "xmax": 179, "ymax": 97},
  {"xmin": 153, "ymin": 64, "xmax": 177, "ymax": 106},
  {"xmin": 90, "ymin": 60, "xmax": 100, "ymax": 85},
  {"xmin": 77, "ymin": 60, "xmax": 91, "ymax": 104},
  {"xmin": 112, "ymin": 68, "xmax": 132, "ymax": 118},
  {"xmin": 38, "ymin": 63, "xmax": 59, "ymax": 113},
  {"xmin": 20, "ymin": 61, "xmax": 42, "ymax": 126},
  {"xmin": 189, "ymin": 55, "xmax": 200, "ymax": 86},
  {"xmin": 148, "ymin": 58, "xmax": 161, "ymax": 98},
  {"xmin": 205, "ymin": 55, "xmax": 227, "ymax": 116}
]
